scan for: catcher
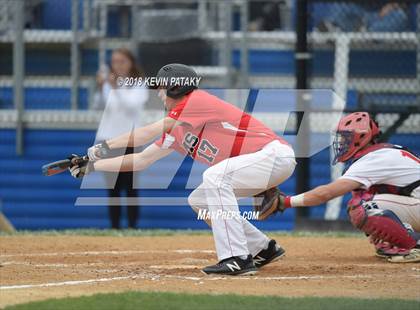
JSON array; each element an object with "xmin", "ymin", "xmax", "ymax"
[{"xmin": 256, "ymin": 112, "xmax": 420, "ymax": 263}]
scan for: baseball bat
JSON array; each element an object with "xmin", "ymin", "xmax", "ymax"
[{"xmin": 42, "ymin": 155, "xmax": 88, "ymax": 176}]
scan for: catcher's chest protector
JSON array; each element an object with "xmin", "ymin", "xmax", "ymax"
[
  {"xmin": 345, "ymin": 143, "xmax": 419, "ymax": 249},
  {"xmin": 345, "ymin": 143, "xmax": 420, "ymax": 200}
]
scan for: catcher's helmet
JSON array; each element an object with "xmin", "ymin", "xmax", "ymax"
[
  {"xmin": 154, "ymin": 63, "xmax": 199, "ymax": 99},
  {"xmin": 332, "ymin": 112, "xmax": 380, "ymax": 165}
]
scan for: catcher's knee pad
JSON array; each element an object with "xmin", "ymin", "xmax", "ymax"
[{"xmin": 348, "ymin": 203, "xmax": 416, "ymax": 249}]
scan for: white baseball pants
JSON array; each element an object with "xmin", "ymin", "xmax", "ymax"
[{"xmin": 188, "ymin": 140, "xmax": 296, "ymax": 261}]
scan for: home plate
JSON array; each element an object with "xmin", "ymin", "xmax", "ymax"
[{"xmin": 149, "ymin": 265, "xmax": 200, "ymax": 270}]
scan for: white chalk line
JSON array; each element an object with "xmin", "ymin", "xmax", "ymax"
[
  {"xmin": 0, "ymin": 249, "xmax": 215, "ymax": 258},
  {"xmin": 1, "ymin": 249, "xmax": 418, "ymax": 291},
  {"xmin": 2, "ymin": 263, "xmax": 201, "ymax": 270},
  {"xmin": 2, "ymin": 262, "xmax": 76, "ymax": 267},
  {"xmin": 2, "ymin": 261, "xmax": 414, "ymax": 274},
  {"xmin": 149, "ymin": 265, "xmax": 201, "ymax": 270},
  {"xmin": 0, "ymin": 260, "xmax": 410, "ymax": 273},
  {"xmin": 1, "ymin": 261, "xmax": 148, "ymax": 268},
  {"xmin": 1, "ymin": 272, "xmax": 419, "ymax": 291},
  {"xmin": 0, "ymin": 276, "xmax": 137, "ymax": 290}
]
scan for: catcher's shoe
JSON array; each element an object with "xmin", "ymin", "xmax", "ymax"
[
  {"xmin": 253, "ymin": 239, "xmax": 285, "ymax": 268},
  {"xmin": 387, "ymin": 248, "xmax": 420, "ymax": 263},
  {"xmin": 202, "ymin": 255, "xmax": 257, "ymax": 276},
  {"xmin": 374, "ymin": 241, "xmax": 410, "ymax": 258}
]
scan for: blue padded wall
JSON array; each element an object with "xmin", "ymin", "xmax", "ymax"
[
  {"xmin": 1, "ymin": 128, "xmax": 418, "ymax": 230},
  {"xmin": 0, "ymin": 88, "xmax": 88, "ymax": 110},
  {"xmin": 0, "ymin": 129, "xmax": 295, "ymax": 230}
]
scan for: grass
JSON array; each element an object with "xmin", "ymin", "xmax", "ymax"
[
  {"xmin": 0, "ymin": 229, "xmax": 362, "ymax": 238},
  {"xmin": 5, "ymin": 291, "xmax": 419, "ymax": 310}
]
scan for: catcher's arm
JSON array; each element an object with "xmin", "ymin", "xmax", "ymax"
[
  {"xmin": 254, "ymin": 179, "xmax": 361, "ymax": 220},
  {"xmin": 93, "ymin": 143, "xmax": 173, "ymax": 172},
  {"xmin": 289, "ymin": 179, "xmax": 362, "ymax": 207}
]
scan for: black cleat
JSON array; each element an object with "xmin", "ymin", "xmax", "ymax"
[
  {"xmin": 253, "ymin": 239, "xmax": 285, "ymax": 268},
  {"xmin": 202, "ymin": 254, "xmax": 257, "ymax": 276}
]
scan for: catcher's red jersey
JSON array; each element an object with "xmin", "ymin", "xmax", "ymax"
[{"xmin": 155, "ymin": 90, "xmax": 288, "ymax": 166}]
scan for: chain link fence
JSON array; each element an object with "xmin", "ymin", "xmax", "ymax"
[
  {"xmin": 0, "ymin": 0, "xmax": 419, "ymax": 230},
  {"xmin": 305, "ymin": 0, "xmax": 420, "ymax": 221},
  {"xmin": 309, "ymin": 0, "xmax": 419, "ymax": 109}
]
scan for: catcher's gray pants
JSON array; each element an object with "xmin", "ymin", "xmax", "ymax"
[
  {"xmin": 370, "ymin": 194, "xmax": 420, "ymax": 232},
  {"xmin": 188, "ymin": 140, "xmax": 296, "ymax": 261}
]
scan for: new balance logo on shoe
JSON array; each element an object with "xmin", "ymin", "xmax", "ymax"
[
  {"xmin": 253, "ymin": 240, "xmax": 285, "ymax": 268},
  {"xmin": 253, "ymin": 255, "xmax": 266, "ymax": 265},
  {"xmin": 202, "ymin": 255, "xmax": 257, "ymax": 275},
  {"xmin": 226, "ymin": 261, "xmax": 241, "ymax": 272}
]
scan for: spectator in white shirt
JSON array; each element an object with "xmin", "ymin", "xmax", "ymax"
[{"xmin": 93, "ymin": 48, "xmax": 149, "ymax": 229}]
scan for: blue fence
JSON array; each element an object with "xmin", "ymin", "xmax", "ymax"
[
  {"xmin": 1, "ymin": 128, "xmax": 418, "ymax": 230},
  {"xmin": 0, "ymin": 129, "xmax": 297, "ymax": 230}
]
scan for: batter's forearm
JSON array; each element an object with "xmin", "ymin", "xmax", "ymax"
[
  {"xmin": 105, "ymin": 131, "xmax": 131, "ymax": 149},
  {"xmin": 93, "ymin": 153, "xmax": 149, "ymax": 172},
  {"xmin": 105, "ymin": 118, "xmax": 175, "ymax": 150},
  {"xmin": 106, "ymin": 127, "xmax": 155, "ymax": 149}
]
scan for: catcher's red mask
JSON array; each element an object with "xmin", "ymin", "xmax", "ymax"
[{"xmin": 332, "ymin": 112, "xmax": 380, "ymax": 165}]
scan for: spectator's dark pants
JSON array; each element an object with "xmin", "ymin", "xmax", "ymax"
[{"xmin": 106, "ymin": 147, "xmax": 139, "ymax": 229}]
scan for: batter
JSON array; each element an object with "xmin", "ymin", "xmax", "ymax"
[{"xmin": 70, "ymin": 64, "xmax": 296, "ymax": 275}]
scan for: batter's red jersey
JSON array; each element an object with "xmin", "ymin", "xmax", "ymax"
[{"xmin": 155, "ymin": 90, "xmax": 289, "ymax": 166}]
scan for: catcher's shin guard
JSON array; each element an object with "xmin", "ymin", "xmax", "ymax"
[{"xmin": 348, "ymin": 204, "xmax": 417, "ymax": 249}]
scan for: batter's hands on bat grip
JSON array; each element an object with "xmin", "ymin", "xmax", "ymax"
[
  {"xmin": 68, "ymin": 154, "xmax": 93, "ymax": 179},
  {"xmin": 253, "ymin": 187, "xmax": 290, "ymax": 220},
  {"xmin": 87, "ymin": 141, "xmax": 111, "ymax": 161}
]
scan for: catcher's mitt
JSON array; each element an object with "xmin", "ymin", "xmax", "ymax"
[{"xmin": 253, "ymin": 187, "xmax": 287, "ymax": 220}]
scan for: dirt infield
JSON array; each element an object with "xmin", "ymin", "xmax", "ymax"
[{"xmin": 0, "ymin": 234, "xmax": 419, "ymax": 308}]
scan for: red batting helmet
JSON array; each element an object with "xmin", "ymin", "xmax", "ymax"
[{"xmin": 332, "ymin": 112, "xmax": 380, "ymax": 165}]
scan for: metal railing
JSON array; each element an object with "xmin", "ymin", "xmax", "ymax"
[{"xmin": 1, "ymin": 0, "xmax": 419, "ymax": 157}]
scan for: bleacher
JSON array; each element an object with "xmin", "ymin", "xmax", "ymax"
[{"xmin": 0, "ymin": 0, "xmax": 418, "ymax": 230}]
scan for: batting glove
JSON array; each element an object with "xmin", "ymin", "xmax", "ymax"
[
  {"xmin": 68, "ymin": 154, "xmax": 93, "ymax": 179},
  {"xmin": 87, "ymin": 141, "xmax": 110, "ymax": 161}
]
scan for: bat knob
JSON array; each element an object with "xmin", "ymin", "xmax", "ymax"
[{"xmin": 70, "ymin": 155, "xmax": 89, "ymax": 167}]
